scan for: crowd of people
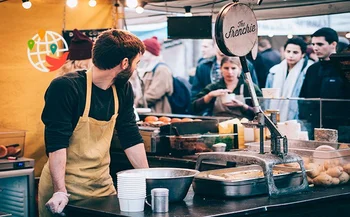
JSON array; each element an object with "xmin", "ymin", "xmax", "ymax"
[
  {"xmin": 38, "ymin": 27, "xmax": 350, "ymax": 216},
  {"xmin": 134, "ymin": 27, "xmax": 349, "ymax": 121}
]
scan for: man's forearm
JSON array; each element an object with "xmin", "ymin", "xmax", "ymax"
[
  {"xmin": 48, "ymin": 149, "xmax": 67, "ymax": 193},
  {"xmin": 124, "ymin": 143, "xmax": 149, "ymax": 169}
]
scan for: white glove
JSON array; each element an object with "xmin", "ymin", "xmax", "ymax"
[{"xmin": 45, "ymin": 192, "xmax": 70, "ymax": 216}]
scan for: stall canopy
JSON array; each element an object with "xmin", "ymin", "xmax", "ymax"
[{"xmin": 125, "ymin": 0, "xmax": 350, "ymax": 25}]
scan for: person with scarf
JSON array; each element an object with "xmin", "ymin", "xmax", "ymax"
[
  {"xmin": 265, "ymin": 38, "xmax": 313, "ymax": 122},
  {"xmin": 191, "ymin": 56, "xmax": 262, "ymax": 119}
]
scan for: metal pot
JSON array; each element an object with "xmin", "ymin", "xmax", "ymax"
[{"xmin": 117, "ymin": 168, "xmax": 199, "ymax": 202}]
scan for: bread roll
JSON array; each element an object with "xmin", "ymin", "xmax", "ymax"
[
  {"xmin": 159, "ymin": 116, "xmax": 171, "ymax": 123},
  {"xmin": 171, "ymin": 118, "xmax": 182, "ymax": 123}
]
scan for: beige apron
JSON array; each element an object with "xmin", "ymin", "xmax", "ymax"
[
  {"xmin": 213, "ymin": 84, "xmax": 245, "ymax": 117},
  {"xmin": 38, "ymin": 69, "xmax": 118, "ymax": 217}
]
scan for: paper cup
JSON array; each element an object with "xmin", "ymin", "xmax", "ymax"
[
  {"xmin": 261, "ymin": 88, "xmax": 280, "ymax": 98},
  {"xmin": 119, "ymin": 198, "xmax": 145, "ymax": 212},
  {"xmin": 299, "ymin": 131, "xmax": 309, "ymax": 141},
  {"xmin": 221, "ymin": 93, "xmax": 235, "ymax": 103}
]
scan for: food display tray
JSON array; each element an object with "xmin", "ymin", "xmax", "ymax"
[{"xmin": 192, "ymin": 165, "xmax": 304, "ymax": 198}]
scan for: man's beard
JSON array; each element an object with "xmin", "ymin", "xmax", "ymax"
[{"xmin": 114, "ymin": 65, "xmax": 133, "ymax": 85}]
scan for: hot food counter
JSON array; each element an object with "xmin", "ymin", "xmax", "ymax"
[{"xmin": 65, "ymin": 184, "xmax": 350, "ymax": 217}]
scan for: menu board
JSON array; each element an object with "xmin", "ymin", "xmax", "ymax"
[{"xmin": 62, "ymin": 28, "xmax": 109, "ymax": 46}]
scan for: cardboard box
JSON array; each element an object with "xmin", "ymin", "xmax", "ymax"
[{"xmin": 0, "ymin": 128, "xmax": 26, "ymax": 158}]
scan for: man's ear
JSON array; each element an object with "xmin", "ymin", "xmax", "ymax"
[
  {"xmin": 121, "ymin": 58, "xmax": 129, "ymax": 69},
  {"xmin": 331, "ymin": 41, "xmax": 337, "ymax": 49}
]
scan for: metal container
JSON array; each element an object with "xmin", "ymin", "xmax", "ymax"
[
  {"xmin": 151, "ymin": 188, "xmax": 169, "ymax": 213},
  {"xmin": 193, "ymin": 165, "xmax": 304, "ymax": 198},
  {"xmin": 117, "ymin": 168, "xmax": 199, "ymax": 202}
]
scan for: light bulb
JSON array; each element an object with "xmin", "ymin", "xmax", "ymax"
[
  {"xmin": 184, "ymin": 6, "xmax": 192, "ymax": 17},
  {"xmin": 135, "ymin": 6, "xmax": 144, "ymax": 14},
  {"xmin": 22, "ymin": 1, "xmax": 32, "ymax": 9},
  {"xmin": 66, "ymin": 0, "xmax": 78, "ymax": 8},
  {"xmin": 126, "ymin": 0, "xmax": 138, "ymax": 8},
  {"xmin": 89, "ymin": 0, "xmax": 97, "ymax": 7}
]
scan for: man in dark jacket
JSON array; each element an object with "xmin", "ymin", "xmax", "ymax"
[
  {"xmin": 299, "ymin": 27, "xmax": 350, "ymax": 142},
  {"xmin": 257, "ymin": 37, "xmax": 281, "ymax": 87}
]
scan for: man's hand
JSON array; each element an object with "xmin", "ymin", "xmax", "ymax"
[{"xmin": 45, "ymin": 192, "xmax": 70, "ymax": 216}]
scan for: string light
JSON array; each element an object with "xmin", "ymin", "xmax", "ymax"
[
  {"xmin": 89, "ymin": 0, "xmax": 97, "ymax": 7},
  {"xmin": 66, "ymin": 0, "xmax": 78, "ymax": 8},
  {"xmin": 184, "ymin": 6, "xmax": 192, "ymax": 17},
  {"xmin": 136, "ymin": 1, "xmax": 147, "ymax": 14},
  {"xmin": 126, "ymin": 0, "xmax": 138, "ymax": 8},
  {"xmin": 22, "ymin": 0, "xmax": 32, "ymax": 9}
]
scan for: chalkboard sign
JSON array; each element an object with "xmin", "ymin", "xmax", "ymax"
[{"xmin": 62, "ymin": 28, "xmax": 109, "ymax": 47}]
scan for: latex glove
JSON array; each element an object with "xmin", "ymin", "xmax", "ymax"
[{"xmin": 45, "ymin": 192, "xmax": 70, "ymax": 216}]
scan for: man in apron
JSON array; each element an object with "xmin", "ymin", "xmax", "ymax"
[{"xmin": 39, "ymin": 29, "xmax": 149, "ymax": 217}]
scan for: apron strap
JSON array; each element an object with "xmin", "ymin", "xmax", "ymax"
[
  {"xmin": 83, "ymin": 69, "xmax": 93, "ymax": 117},
  {"xmin": 84, "ymin": 69, "xmax": 119, "ymax": 117},
  {"xmin": 111, "ymin": 85, "xmax": 119, "ymax": 114}
]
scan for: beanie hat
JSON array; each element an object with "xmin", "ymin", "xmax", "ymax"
[
  {"xmin": 143, "ymin": 36, "xmax": 161, "ymax": 56},
  {"xmin": 67, "ymin": 29, "xmax": 93, "ymax": 60}
]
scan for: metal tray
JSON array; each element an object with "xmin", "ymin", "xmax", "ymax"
[{"xmin": 192, "ymin": 165, "xmax": 304, "ymax": 198}]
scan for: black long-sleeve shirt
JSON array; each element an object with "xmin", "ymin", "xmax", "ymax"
[{"xmin": 41, "ymin": 71, "xmax": 143, "ymax": 154}]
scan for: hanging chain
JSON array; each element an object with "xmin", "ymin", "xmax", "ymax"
[
  {"xmin": 62, "ymin": 3, "xmax": 66, "ymax": 31},
  {"xmin": 112, "ymin": 0, "xmax": 118, "ymax": 29},
  {"xmin": 211, "ymin": 0, "xmax": 216, "ymax": 15},
  {"xmin": 164, "ymin": 0, "xmax": 168, "ymax": 15}
]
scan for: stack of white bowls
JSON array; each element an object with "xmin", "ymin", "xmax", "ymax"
[{"xmin": 117, "ymin": 173, "xmax": 146, "ymax": 212}]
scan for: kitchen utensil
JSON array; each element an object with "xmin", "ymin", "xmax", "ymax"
[
  {"xmin": 193, "ymin": 165, "xmax": 304, "ymax": 198},
  {"xmin": 117, "ymin": 168, "xmax": 199, "ymax": 202}
]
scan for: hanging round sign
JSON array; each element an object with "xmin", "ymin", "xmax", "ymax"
[{"xmin": 215, "ymin": 3, "xmax": 258, "ymax": 57}]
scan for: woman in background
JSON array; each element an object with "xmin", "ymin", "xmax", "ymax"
[
  {"xmin": 191, "ymin": 56, "xmax": 262, "ymax": 119},
  {"xmin": 265, "ymin": 38, "xmax": 313, "ymax": 121}
]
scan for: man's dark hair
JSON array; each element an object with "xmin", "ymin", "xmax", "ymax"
[
  {"xmin": 284, "ymin": 38, "xmax": 307, "ymax": 54},
  {"xmin": 258, "ymin": 37, "xmax": 271, "ymax": 48},
  {"xmin": 92, "ymin": 29, "xmax": 145, "ymax": 70},
  {"xmin": 311, "ymin": 27, "xmax": 339, "ymax": 44}
]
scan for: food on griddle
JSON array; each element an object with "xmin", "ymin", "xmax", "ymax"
[
  {"xmin": 145, "ymin": 116, "xmax": 158, "ymax": 123},
  {"xmin": 182, "ymin": 118, "xmax": 193, "ymax": 122},
  {"xmin": 159, "ymin": 116, "xmax": 171, "ymax": 123},
  {"xmin": 171, "ymin": 118, "xmax": 182, "ymax": 123},
  {"xmin": 208, "ymin": 170, "xmax": 286, "ymax": 181}
]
